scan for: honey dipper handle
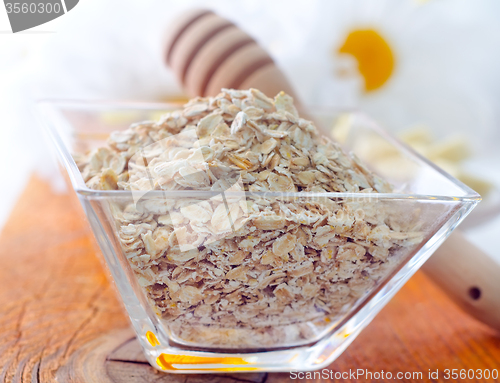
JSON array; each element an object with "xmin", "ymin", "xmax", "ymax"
[{"xmin": 422, "ymin": 230, "xmax": 500, "ymax": 332}]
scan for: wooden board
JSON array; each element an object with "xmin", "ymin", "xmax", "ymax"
[{"xmin": 0, "ymin": 176, "xmax": 499, "ymax": 383}]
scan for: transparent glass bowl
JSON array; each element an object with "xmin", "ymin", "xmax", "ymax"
[{"xmin": 39, "ymin": 101, "xmax": 480, "ymax": 373}]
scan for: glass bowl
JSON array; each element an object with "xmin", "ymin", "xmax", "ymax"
[{"xmin": 39, "ymin": 101, "xmax": 480, "ymax": 373}]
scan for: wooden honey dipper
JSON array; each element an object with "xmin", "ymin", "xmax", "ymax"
[{"xmin": 164, "ymin": 8, "xmax": 298, "ymax": 100}]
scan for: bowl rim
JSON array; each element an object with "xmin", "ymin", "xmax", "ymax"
[{"xmin": 37, "ymin": 99, "xmax": 481, "ymax": 202}]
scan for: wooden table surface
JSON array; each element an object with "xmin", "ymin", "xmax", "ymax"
[{"xmin": 0, "ymin": 176, "xmax": 499, "ymax": 383}]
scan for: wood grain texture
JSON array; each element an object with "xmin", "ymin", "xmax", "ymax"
[
  {"xmin": 0, "ymin": 176, "xmax": 499, "ymax": 383},
  {"xmin": 0, "ymin": 176, "xmax": 129, "ymax": 383}
]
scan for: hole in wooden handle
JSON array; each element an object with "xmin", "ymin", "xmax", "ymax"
[{"xmin": 468, "ymin": 286, "xmax": 481, "ymax": 300}]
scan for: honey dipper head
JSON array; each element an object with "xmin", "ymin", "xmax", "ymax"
[{"xmin": 163, "ymin": 8, "xmax": 297, "ymax": 99}]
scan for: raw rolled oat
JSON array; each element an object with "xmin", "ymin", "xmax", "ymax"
[{"xmin": 77, "ymin": 89, "xmax": 423, "ymax": 348}]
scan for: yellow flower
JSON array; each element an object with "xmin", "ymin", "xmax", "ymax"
[{"xmin": 337, "ymin": 28, "xmax": 395, "ymax": 92}]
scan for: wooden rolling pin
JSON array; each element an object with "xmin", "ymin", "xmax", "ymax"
[{"xmin": 163, "ymin": 8, "xmax": 500, "ymax": 333}]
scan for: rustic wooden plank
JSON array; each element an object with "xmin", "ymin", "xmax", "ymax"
[
  {"xmin": 58, "ymin": 326, "xmax": 266, "ymax": 382},
  {"xmin": 106, "ymin": 336, "xmax": 147, "ymax": 363},
  {"xmin": 55, "ymin": 329, "xmax": 132, "ymax": 383},
  {"xmin": 105, "ymin": 361, "xmax": 267, "ymax": 383},
  {"xmin": 1, "ymin": 176, "xmax": 499, "ymax": 383},
  {"xmin": 0, "ymin": 176, "xmax": 129, "ymax": 383}
]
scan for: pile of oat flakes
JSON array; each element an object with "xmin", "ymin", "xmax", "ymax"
[{"xmin": 77, "ymin": 89, "xmax": 424, "ymax": 348}]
